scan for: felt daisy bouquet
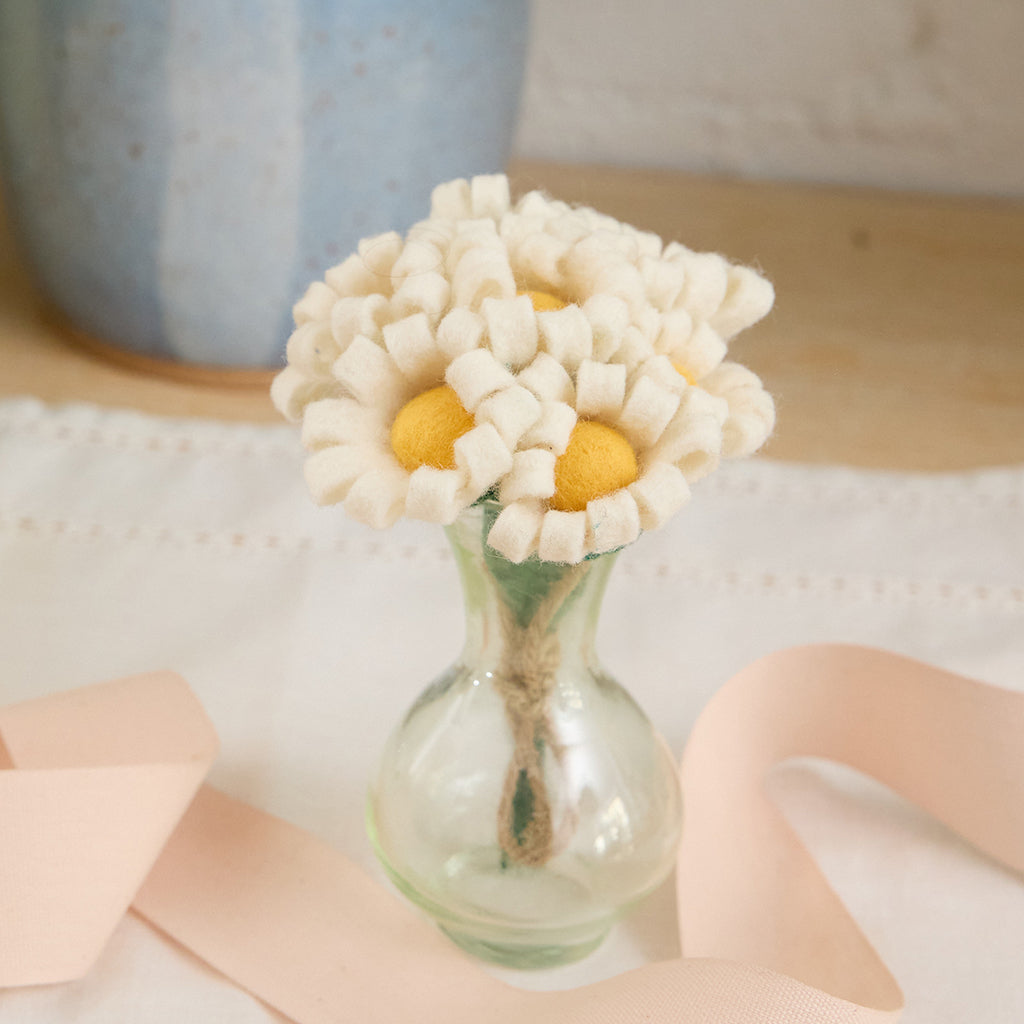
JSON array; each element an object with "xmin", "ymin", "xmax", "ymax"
[{"xmin": 272, "ymin": 173, "xmax": 775, "ymax": 564}]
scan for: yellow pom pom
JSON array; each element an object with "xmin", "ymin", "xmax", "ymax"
[
  {"xmin": 520, "ymin": 290, "xmax": 567, "ymax": 312},
  {"xmin": 390, "ymin": 386, "xmax": 475, "ymax": 472},
  {"xmin": 550, "ymin": 421, "xmax": 638, "ymax": 512},
  {"xmin": 672, "ymin": 361, "xmax": 697, "ymax": 385}
]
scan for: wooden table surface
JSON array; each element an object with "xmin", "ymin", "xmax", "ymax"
[{"xmin": 2, "ymin": 160, "xmax": 1022, "ymax": 471}]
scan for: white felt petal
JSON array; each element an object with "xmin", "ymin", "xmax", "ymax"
[
  {"xmin": 452, "ymin": 247, "xmax": 516, "ymax": 309},
  {"xmin": 575, "ymin": 360, "xmax": 627, "ymax": 419},
  {"xmin": 583, "ymin": 294, "xmax": 630, "ymax": 362},
  {"xmin": 708, "ymin": 265, "xmax": 775, "ymax": 340},
  {"xmin": 499, "ymin": 449, "xmax": 557, "ymax": 504},
  {"xmin": 517, "ymin": 353, "xmax": 575, "ymax": 404},
  {"xmin": 650, "ymin": 389, "xmax": 728, "ymax": 481},
  {"xmin": 270, "ymin": 367, "xmax": 339, "ymax": 422},
  {"xmin": 676, "ymin": 251, "xmax": 730, "ymax": 321},
  {"xmin": 331, "ymin": 294, "xmax": 390, "ymax": 346},
  {"xmin": 640, "ymin": 255, "xmax": 686, "ymax": 310},
  {"xmin": 514, "ymin": 233, "xmax": 570, "ymax": 291},
  {"xmin": 519, "ymin": 401, "xmax": 577, "ymax": 455},
  {"xmin": 332, "ymin": 336, "xmax": 407, "ymax": 417},
  {"xmin": 292, "ymin": 281, "xmax": 337, "ymax": 325},
  {"xmin": 324, "ymin": 254, "xmax": 378, "ymax": 297},
  {"xmin": 656, "ymin": 307, "xmax": 694, "ymax": 353},
  {"xmin": 357, "ymin": 231, "xmax": 404, "ymax": 281},
  {"xmin": 482, "ymin": 295, "xmax": 539, "ymax": 368},
  {"xmin": 537, "ymin": 510, "xmax": 587, "ymax": 564},
  {"xmin": 633, "ymin": 355, "xmax": 689, "ymax": 396},
  {"xmin": 389, "ymin": 240, "xmax": 444, "ymax": 282},
  {"xmin": 453, "ymin": 423, "xmax": 513, "ymax": 497},
  {"xmin": 618, "ymin": 376, "xmax": 681, "ymax": 447},
  {"xmin": 515, "ymin": 190, "xmax": 566, "ymax": 219},
  {"xmin": 669, "ymin": 321, "xmax": 727, "ymax": 382},
  {"xmin": 404, "ymin": 466, "xmax": 466, "ymax": 524},
  {"xmin": 701, "ymin": 362, "xmax": 776, "ymax": 457},
  {"xmin": 470, "ymin": 174, "xmax": 511, "ymax": 220},
  {"xmin": 344, "ymin": 466, "xmax": 409, "ymax": 529},
  {"xmin": 303, "ymin": 445, "xmax": 375, "ymax": 505},
  {"xmin": 486, "ymin": 501, "xmax": 544, "ymax": 564},
  {"xmin": 391, "ymin": 271, "xmax": 451, "ymax": 324},
  {"xmin": 430, "ymin": 178, "xmax": 472, "ymax": 220},
  {"xmin": 286, "ymin": 321, "xmax": 339, "ymax": 377},
  {"xmin": 382, "ymin": 313, "xmax": 446, "ymax": 382},
  {"xmin": 445, "ymin": 350, "xmax": 516, "ymax": 413},
  {"xmin": 446, "ymin": 222, "xmax": 502, "ymax": 270},
  {"xmin": 475, "ymin": 386, "xmax": 541, "ymax": 448},
  {"xmin": 628, "ymin": 463, "xmax": 690, "ymax": 530},
  {"xmin": 437, "ymin": 308, "xmax": 486, "ymax": 360},
  {"xmin": 537, "ymin": 306, "xmax": 593, "ymax": 370},
  {"xmin": 613, "ymin": 326, "xmax": 656, "ymax": 371},
  {"xmin": 586, "ymin": 490, "xmax": 641, "ymax": 554},
  {"xmin": 300, "ymin": 398, "xmax": 384, "ymax": 450}
]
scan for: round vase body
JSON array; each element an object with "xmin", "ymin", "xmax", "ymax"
[
  {"xmin": 0, "ymin": 0, "xmax": 528, "ymax": 368},
  {"xmin": 367, "ymin": 504, "xmax": 683, "ymax": 968}
]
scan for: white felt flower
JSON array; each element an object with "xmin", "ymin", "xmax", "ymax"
[{"xmin": 486, "ymin": 355, "xmax": 731, "ymax": 564}]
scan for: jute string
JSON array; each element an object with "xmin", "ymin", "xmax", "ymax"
[{"xmin": 493, "ymin": 563, "xmax": 587, "ymax": 867}]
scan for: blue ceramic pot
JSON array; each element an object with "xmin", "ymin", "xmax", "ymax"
[{"xmin": 0, "ymin": 0, "xmax": 529, "ymax": 368}]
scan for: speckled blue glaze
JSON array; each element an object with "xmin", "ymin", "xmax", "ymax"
[{"xmin": 0, "ymin": 0, "xmax": 529, "ymax": 367}]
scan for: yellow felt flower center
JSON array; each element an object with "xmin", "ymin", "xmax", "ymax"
[
  {"xmin": 550, "ymin": 420, "xmax": 639, "ymax": 512},
  {"xmin": 520, "ymin": 289, "xmax": 567, "ymax": 312},
  {"xmin": 672, "ymin": 361, "xmax": 696, "ymax": 385},
  {"xmin": 390, "ymin": 385, "xmax": 475, "ymax": 472}
]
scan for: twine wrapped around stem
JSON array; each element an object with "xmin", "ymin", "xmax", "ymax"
[{"xmin": 492, "ymin": 563, "xmax": 586, "ymax": 867}]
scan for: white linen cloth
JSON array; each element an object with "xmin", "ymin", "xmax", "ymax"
[{"xmin": 0, "ymin": 395, "xmax": 1021, "ymax": 1023}]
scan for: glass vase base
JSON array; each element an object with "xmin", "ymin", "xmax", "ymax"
[{"xmin": 438, "ymin": 925, "xmax": 607, "ymax": 970}]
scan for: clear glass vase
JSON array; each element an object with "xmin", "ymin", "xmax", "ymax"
[{"xmin": 366, "ymin": 502, "xmax": 683, "ymax": 968}]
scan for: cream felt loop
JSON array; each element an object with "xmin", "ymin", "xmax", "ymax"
[
  {"xmin": 445, "ymin": 221, "xmax": 503, "ymax": 272},
  {"xmin": 453, "ymin": 424, "xmax": 513, "ymax": 498},
  {"xmin": 667, "ymin": 321, "xmax": 727, "ymax": 382},
  {"xmin": 575, "ymin": 359, "xmax": 627, "ymax": 419},
  {"xmin": 586, "ymin": 489, "xmax": 642, "ymax": 554},
  {"xmin": 324, "ymin": 253, "xmax": 378, "ymax": 298},
  {"xmin": 583, "ymin": 294, "xmax": 630, "ymax": 362},
  {"xmin": 390, "ymin": 271, "xmax": 451, "ymax": 325},
  {"xmin": 481, "ymin": 295, "xmax": 539, "ymax": 368},
  {"xmin": 452, "ymin": 247, "xmax": 516, "ymax": 310},
  {"xmin": 357, "ymin": 230, "xmax": 404, "ymax": 279},
  {"xmin": 404, "ymin": 465, "xmax": 466, "ymax": 524},
  {"xmin": 656, "ymin": 307, "xmax": 695, "ymax": 354},
  {"xmin": 382, "ymin": 314, "xmax": 447, "ymax": 384},
  {"xmin": 445, "ymin": 350, "xmax": 516, "ymax": 414},
  {"xmin": 537, "ymin": 306, "xmax": 593, "ymax": 370},
  {"xmin": 299, "ymin": 399, "xmax": 384, "ymax": 450},
  {"xmin": 497, "ymin": 211, "xmax": 544, "ymax": 252},
  {"xmin": 332, "ymin": 337, "xmax": 408, "ymax": 419},
  {"xmin": 702, "ymin": 362, "xmax": 777, "ymax": 458},
  {"xmin": 651, "ymin": 391, "xmax": 727, "ymax": 482},
  {"xmin": 612, "ymin": 326, "xmax": 657, "ymax": 372},
  {"xmin": 513, "ymin": 233, "xmax": 571, "ymax": 291},
  {"xmin": 485, "ymin": 500, "xmax": 544, "ymax": 563},
  {"xmin": 331, "ymin": 294, "xmax": 390, "ymax": 348},
  {"xmin": 618, "ymin": 376, "xmax": 682, "ymax": 448},
  {"xmin": 628, "ymin": 462, "xmax": 691, "ymax": 530},
  {"xmin": 515, "ymin": 189, "xmax": 569, "ymax": 220},
  {"xmin": 537, "ymin": 509, "xmax": 587, "ymax": 564},
  {"xmin": 675, "ymin": 250, "xmax": 730, "ymax": 321},
  {"xmin": 285, "ymin": 322, "xmax": 339, "ymax": 378},
  {"xmin": 517, "ymin": 353, "xmax": 576, "ymax": 405},
  {"xmin": 343, "ymin": 467, "xmax": 409, "ymax": 529},
  {"xmin": 436, "ymin": 308, "xmax": 486, "ymax": 361},
  {"xmin": 632, "ymin": 355, "xmax": 690, "ymax": 396},
  {"xmin": 292, "ymin": 280, "xmax": 338, "ymax": 325},
  {"xmin": 388, "ymin": 239, "xmax": 444, "ymax": 283},
  {"xmin": 709, "ymin": 265, "xmax": 775, "ymax": 340},
  {"xmin": 519, "ymin": 400, "xmax": 578, "ymax": 455},
  {"xmin": 474, "ymin": 386, "xmax": 541, "ymax": 449},
  {"xmin": 640, "ymin": 255, "xmax": 687, "ymax": 311},
  {"xmin": 499, "ymin": 449, "xmax": 557, "ymax": 504},
  {"xmin": 470, "ymin": 174, "xmax": 511, "ymax": 220},
  {"xmin": 270, "ymin": 368, "xmax": 338, "ymax": 423},
  {"xmin": 303, "ymin": 445, "xmax": 375, "ymax": 505},
  {"xmin": 430, "ymin": 177, "xmax": 472, "ymax": 220}
]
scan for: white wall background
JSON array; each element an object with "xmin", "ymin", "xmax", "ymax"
[{"xmin": 514, "ymin": 0, "xmax": 1024, "ymax": 196}]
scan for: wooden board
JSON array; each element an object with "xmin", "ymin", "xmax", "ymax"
[{"xmin": 2, "ymin": 160, "xmax": 1023, "ymax": 470}]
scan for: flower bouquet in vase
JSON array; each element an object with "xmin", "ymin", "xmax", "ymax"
[{"xmin": 272, "ymin": 175, "xmax": 774, "ymax": 968}]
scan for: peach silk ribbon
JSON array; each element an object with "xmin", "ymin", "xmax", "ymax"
[{"xmin": 2, "ymin": 645, "xmax": 1023, "ymax": 1022}]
